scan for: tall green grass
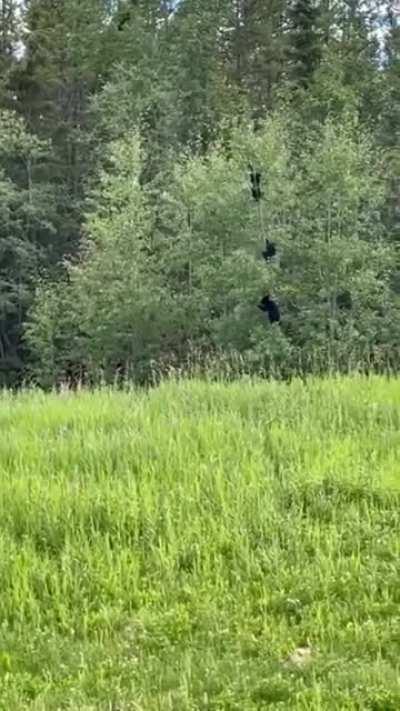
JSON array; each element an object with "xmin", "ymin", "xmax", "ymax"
[{"xmin": 0, "ymin": 375, "xmax": 400, "ymax": 709}]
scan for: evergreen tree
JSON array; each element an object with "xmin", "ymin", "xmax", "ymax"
[
  {"xmin": 11, "ymin": 0, "xmax": 111, "ymax": 259},
  {"xmin": 0, "ymin": 0, "xmax": 21, "ymax": 104},
  {"xmin": 286, "ymin": 0, "xmax": 321, "ymax": 88},
  {"xmin": 381, "ymin": 2, "xmax": 400, "ymax": 241},
  {"xmin": 0, "ymin": 109, "xmax": 54, "ymax": 384}
]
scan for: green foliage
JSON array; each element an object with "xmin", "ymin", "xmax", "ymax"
[
  {"xmin": 272, "ymin": 115, "xmax": 398, "ymax": 361},
  {"xmin": 287, "ymin": 0, "xmax": 322, "ymax": 87},
  {"xmin": 27, "ymin": 109, "xmax": 399, "ymax": 384},
  {"xmin": 27, "ymin": 133, "xmax": 179, "ymax": 382},
  {"xmin": 0, "ymin": 0, "xmax": 399, "ymax": 384},
  {"xmin": 0, "ymin": 110, "xmax": 54, "ymax": 385}
]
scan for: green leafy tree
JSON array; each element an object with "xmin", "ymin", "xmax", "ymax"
[
  {"xmin": 27, "ymin": 132, "xmax": 179, "ymax": 383},
  {"xmin": 28, "ymin": 110, "xmax": 398, "ymax": 383},
  {"xmin": 271, "ymin": 115, "xmax": 398, "ymax": 369},
  {"xmin": 161, "ymin": 112, "xmax": 397, "ymax": 372}
]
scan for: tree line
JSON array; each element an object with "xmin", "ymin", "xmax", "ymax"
[{"xmin": 0, "ymin": 0, "xmax": 399, "ymax": 386}]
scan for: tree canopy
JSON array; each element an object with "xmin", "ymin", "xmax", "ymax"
[{"xmin": 0, "ymin": 0, "xmax": 399, "ymax": 385}]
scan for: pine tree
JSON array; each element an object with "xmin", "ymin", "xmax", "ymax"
[
  {"xmin": 381, "ymin": 3, "xmax": 400, "ymax": 241},
  {"xmin": 11, "ymin": 0, "xmax": 110, "ymax": 259},
  {"xmin": 383, "ymin": 2, "xmax": 400, "ymax": 142},
  {"xmin": 0, "ymin": 109, "xmax": 55, "ymax": 384},
  {"xmin": 223, "ymin": 0, "xmax": 288, "ymax": 114},
  {"xmin": 286, "ymin": 0, "xmax": 321, "ymax": 88},
  {"xmin": 0, "ymin": 0, "xmax": 21, "ymax": 104}
]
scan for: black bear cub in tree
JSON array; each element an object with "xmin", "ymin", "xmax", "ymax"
[
  {"xmin": 262, "ymin": 239, "xmax": 276, "ymax": 262},
  {"xmin": 249, "ymin": 165, "xmax": 262, "ymax": 201},
  {"xmin": 258, "ymin": 294, "xmax": 281, "ymax": 324}
]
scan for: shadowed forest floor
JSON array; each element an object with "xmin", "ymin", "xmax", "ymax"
[{"xmin": 0, "ymin": 376, "xmax": 400, "ymax": 709}]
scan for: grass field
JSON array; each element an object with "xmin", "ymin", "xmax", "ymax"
[{"xmin": 1, "ymin": 376, "xmax": 400, "ymax": 709}]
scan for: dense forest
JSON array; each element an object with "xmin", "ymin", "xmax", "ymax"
[{"xmin": 1, "ymin": 0, "xmax": 400, "ymax": 387}]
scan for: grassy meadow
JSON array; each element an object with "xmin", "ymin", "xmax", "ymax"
[{"xmin": 0, "ymin": 376, "xmax": 400, "ymax": 709}]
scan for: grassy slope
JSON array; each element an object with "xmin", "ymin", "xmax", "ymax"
[{"xmin": 0, "ymin": 376, "xmax": 400, "ymax": 709}]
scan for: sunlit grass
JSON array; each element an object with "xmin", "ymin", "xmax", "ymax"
[{"xmin": 0, "ymin": 375, "xmax": 400, "ymax": 709}]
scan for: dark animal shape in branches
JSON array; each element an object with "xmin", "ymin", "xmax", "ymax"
[
  {"xmin": 258, "ymin": 294, "xmax": 281, "ymax": 324},
  {"xmin": 262, "ymin": 239, "xmax": 276, "ymax": 262},
  {"xmin": 336, "ymin": 290, "xmax": 352, "ymax": 310},
  {"xmin": 117, "ymin": 7, "xmax": 132, "ymax": 30},
  {"xmin": 249, "ymin": 165, "xmax": 262, "ymax": 201}
]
